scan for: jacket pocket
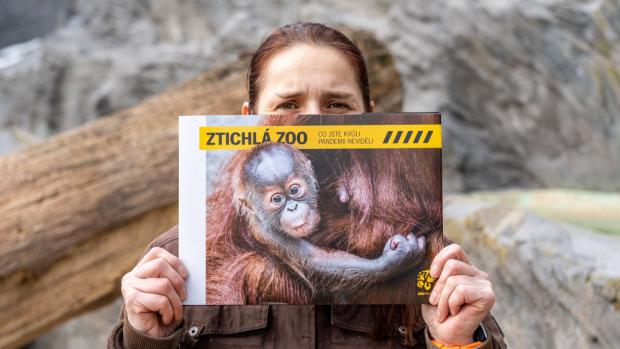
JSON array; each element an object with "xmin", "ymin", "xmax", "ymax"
[{"xmin": 182, "ymin": 305, "xmax": 270, "ymax": 348}]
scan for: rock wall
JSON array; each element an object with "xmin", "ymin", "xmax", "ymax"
[
  {"xmin": 0, "ymin": 0, "xmax": 71, "ymax": 48},
  {"xmin": 1, "ymin": 0, "xmax": 619, "ymax": 191},
  {"xmin": 23, "ymin": 299, "xmax": 123, "ymax": 349},
  {"xmin": 388, "ymin": 0, "xmax": 620, "ymax": 192},
  {"xmin": 445, "ymin": 195, "xmax": 620, "ymax": 349}
]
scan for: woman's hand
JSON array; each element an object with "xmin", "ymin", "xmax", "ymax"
[
  {"xmin": 421, "ymin": 243, "xmax": 495, "ymax": 345},
  {"xmin": 121, "ymin": 247, "xmax": 189, "ymax": 337}
]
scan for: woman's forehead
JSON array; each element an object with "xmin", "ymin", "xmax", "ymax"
[{"xmin": 260, "ymin": 44, "xmax": 361, "ymax": 96}]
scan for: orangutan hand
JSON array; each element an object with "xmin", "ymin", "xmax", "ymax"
[
  {"xmin": 121, "ymin": 247, "xmax": 189, "ymax": 337},
  {"xmin": 421, "ymin": 243, "xmax": 495, "ymax": 345},
  {"xmin": 383, "ymin": 234, "xmax": 426, "ymax": 263}
]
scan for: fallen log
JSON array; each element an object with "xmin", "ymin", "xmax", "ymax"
[
  {"xmin": 0, "ymin": 204, "xmax": 177, "ymax": 348},
  {"xmin": 0, "ymin": 30, "xmax": 404, "ymax": 349},
  {"xmin": 0, "ymin": 59, "xmax": 248, "ymax": 279},
  {"xmin": 0, "ymin": 58, "xmax": 249, "ymax": 349}
]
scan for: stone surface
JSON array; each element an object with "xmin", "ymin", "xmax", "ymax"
[
  {"xmin": 1, "ymin": 0, "xmax": 619, "ymax": 190},
  {"xmin": 22, "ymin": 299, "xmax": 123, "ymax": 349},
  {"xmin": 383, "ymin": 0, "xmax": 620, "ymax": 192},
  {"xmin": 0, "ymin": 0, "xmax": 71, "ymax": 48},
  {"xmin": 466, "ymin": 189, "xmax": 620, "ymax": 235},
  {"xmin": 445, "ymin": 195, "xmax": 620, "ymax": 349}
]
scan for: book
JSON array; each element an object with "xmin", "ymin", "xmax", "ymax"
[{"xmin": 179, "ymin": 113, "xmax": 442, "ymax": 305}]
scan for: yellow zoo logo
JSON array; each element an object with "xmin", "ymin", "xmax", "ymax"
[{"xmin": 417, "ymin": 269, "xmax": 436, "ymax": 295}]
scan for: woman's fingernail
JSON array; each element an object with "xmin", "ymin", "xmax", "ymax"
[
  {"xmin": 429, "ymin": 292, "xmax": 436, "ymax": 305},
  {"xmin": 430, "ymin": 264, "xmax": 438, "ymax": 277}
]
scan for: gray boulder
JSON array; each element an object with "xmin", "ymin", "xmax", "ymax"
[{"xmin": 445, "ymin": 195, "xmax": 620, "ymax": 349}]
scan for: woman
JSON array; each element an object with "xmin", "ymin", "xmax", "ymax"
[{"xmin": 109, "ymin": 22, "xmax": 505, "ymax": 348}]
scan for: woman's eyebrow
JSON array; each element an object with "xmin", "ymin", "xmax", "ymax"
[
  {"xmin": 275, "ymin": 91, "xmax": 303, "ymax": 99},
  {"xmin": 323, "ymin": 91, "xmax": 355, "ymax": 99},
  {"xmin": 273, "ymin": 90, "xmax": 357, "ymax": 100}
]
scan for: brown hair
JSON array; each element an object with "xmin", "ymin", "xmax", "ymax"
[{"xmin": 247, "ymin": 22, "xmax": 372, "ymax": 112}]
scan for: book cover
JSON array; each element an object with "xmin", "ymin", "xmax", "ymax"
[{"xmin": 179, "ymin": 113, "xmax": 442, "ymax": 305}]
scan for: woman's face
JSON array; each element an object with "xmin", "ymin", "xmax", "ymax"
[{"xmin": 242, "ymin": 44, "xmax": 373, "ymax": 115}]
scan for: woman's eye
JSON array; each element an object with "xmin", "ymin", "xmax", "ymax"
[
  {"xmin": 289, "ymin": 184, "xmax": 301, "ymax": 196},
  {"xmin": 327, "ymin": 102, "xmax": 349, "ymax": 109},
  {"xmin": 277, "ymin": 102, "xmax": 298, "ymax": 110},
  {"xmin": 271, "ymin": 194, "xmax": 285, "ymax": 205}
]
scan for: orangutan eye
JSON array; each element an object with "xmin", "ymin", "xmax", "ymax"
[
  {"xmin": 289, "ymin": 184, "xmax": 301, "ymax": 196},
  {"xmin": 271, "ymin": 193, "xmax": 285, "ymax": 205}
]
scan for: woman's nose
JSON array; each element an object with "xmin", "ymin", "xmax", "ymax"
[{"xmin": 300, "ymin": 101, "xmax": 321, "ymax": 115}]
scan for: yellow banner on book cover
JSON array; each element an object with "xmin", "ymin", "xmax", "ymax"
[{"xmin": 199, "ymin": 124, "xmax": 441, "ymax": 150}]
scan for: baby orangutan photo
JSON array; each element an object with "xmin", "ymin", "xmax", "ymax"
[{"xmin": 198, "ymin": 113, "xmax": 443, "ymax": 305}]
